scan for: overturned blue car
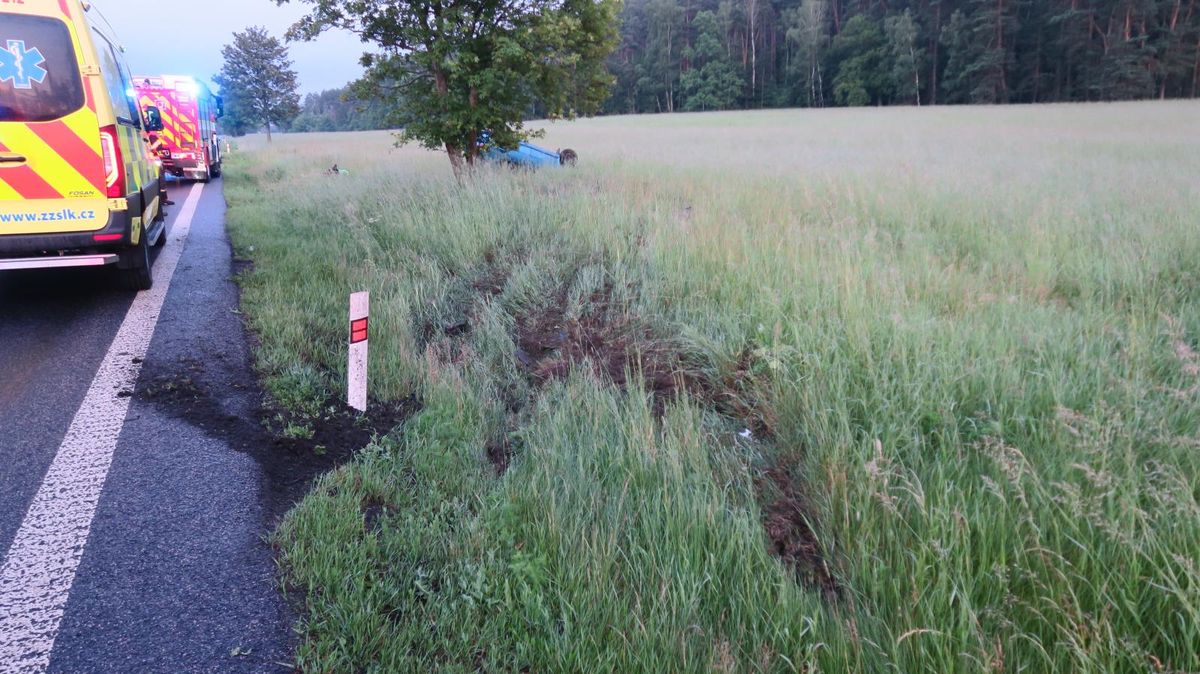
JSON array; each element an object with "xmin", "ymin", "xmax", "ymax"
[{"xmin": 478, "ymin": 131, "xmax": 578, "ymax": 168}]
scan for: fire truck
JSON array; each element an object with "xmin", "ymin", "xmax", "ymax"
[{"xmin": 134, "ymin": 75, "xmax": 223, "ymax": 182}]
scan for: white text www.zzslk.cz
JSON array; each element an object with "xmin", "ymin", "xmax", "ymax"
[{"xmin": 0, "ymin": 209, "xmax": 97, "ymax": 223}]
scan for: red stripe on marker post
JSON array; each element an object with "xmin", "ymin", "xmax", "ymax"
[
  {"xmin": 350, "ymin": 317, "xmax": 368, "ymax": 344},
  {"xmin": 348, "ymin": 292, "xmax": 369, "ymax": 412}
]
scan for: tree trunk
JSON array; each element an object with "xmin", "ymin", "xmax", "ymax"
[
  {"xmin": 911, "ymin": 43, "xmax": 921, "ymax": 105},
  {"xmin": 1193, "ymin": 37, "xmax": 1200, "ymax": 97},
  {"xmin": 1161, "ymin": 0, "xmax": 1185, "ymax": 99},
  {"xmin": 432, "ymin": 64, "xmax": 459, "ymax": 172},
  {"xmin": 465, "ymin": 132, "xmax": 479, "ymax": 165},
  {"xmin": 445, "ymin": 142, "xmax": 464, "ymax": 180},
  {"xmin": 929, "ymin": 1, "xmax": 940, "ymax": 105},
  {"xmin": 1033, "ymin": 28, "xmax": 1042, "ymax": 102},
  {"xmin": 265, "ymin": 117, "xmax": 272, "ymax": 142},
  {"xmin": 748, "ymin": 0, "xmax": 758, "ymax": 96},
  {"xmin": 466, "ymin": 87, "xmax": 479, "ymax": 164},
  {"xmin": 996, "ymin": 0, "xmax": 1008, "ymax": 100},
  {"xmin": 667, "ymin": 25, "xmax": 675, "ymax": 112},
  {"xmin": 1061, "ymin": 0, "xmax": 1079, "ymax": 100},
  {"xmin": 811, "ymin": 61, "xmax": 822, "ymax": 107}
]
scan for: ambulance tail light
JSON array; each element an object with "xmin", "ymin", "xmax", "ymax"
[{"xmin": 100, "ymin": 125, "xmax": 125, "ymax": 198}]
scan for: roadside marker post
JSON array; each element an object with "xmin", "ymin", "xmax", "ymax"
[{"xmin": 348, "ymin": 291, "xmax": 369, "ymax": 412}]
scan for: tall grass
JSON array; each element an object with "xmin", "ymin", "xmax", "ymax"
[{"xmin": 226, "ymin": 102, "xmax": 1200, "ymax": 672}]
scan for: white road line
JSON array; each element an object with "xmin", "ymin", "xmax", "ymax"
[{"xmin": 0, "ymin": 183, "xmax": 204, "ymax": 674}]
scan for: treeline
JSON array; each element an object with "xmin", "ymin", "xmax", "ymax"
[
  {"xmin": 288, "ymin": 87, "xmax": 392, "ymax": 132},
  {"xmin": 603, "ymin": 0, "xmax": 1200, "ymax": 113}
]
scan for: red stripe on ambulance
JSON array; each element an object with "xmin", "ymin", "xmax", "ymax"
[{"xmin": 0, "ymin": 142, "xmax": 62, "ymax": 199}]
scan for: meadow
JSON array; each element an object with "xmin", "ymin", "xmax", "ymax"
[{"xmin": 225, "ymin": 101, "xmax": 1200, "ymax": 673}]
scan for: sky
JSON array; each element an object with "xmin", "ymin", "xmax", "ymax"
[{"xmin": 92, "ymin": 0, "xmax": 366, "ymax": 95}]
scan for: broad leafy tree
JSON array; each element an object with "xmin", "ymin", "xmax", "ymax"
[
  {"xmin": 828, "ymin": 14, "xmax": 889, "ymax": 106},
  {"xmin": 214, "ymin": 27, "xmax": 300, "ymax": 141},
  {"xmin": 279, "ymin": 0, "xmax": 621, "ymax": 175},
  {"xmin": 681, "ymin": 10, "xmax": 743, "ymax": 110}
]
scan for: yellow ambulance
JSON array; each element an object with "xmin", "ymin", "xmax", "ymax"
[{"xmin": 1, "ymin": 0, "xmax": 167, "ymax": 290}]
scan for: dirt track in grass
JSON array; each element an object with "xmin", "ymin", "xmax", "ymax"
[{"xmin": 423, "ymin": 263, "xmax": 839, "ymax": 594}]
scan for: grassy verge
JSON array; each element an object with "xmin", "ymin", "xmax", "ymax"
[{"xmin": 226, "ymin": 104, "xmax": 1200, "ymax": 672}]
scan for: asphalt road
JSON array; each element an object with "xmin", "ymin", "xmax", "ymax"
[{"xmin": 0, "ymin": 180, "xmax": 292, "ymax": 673}]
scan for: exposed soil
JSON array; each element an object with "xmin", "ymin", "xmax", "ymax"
[
  {"xmin": 361, "ymin": 496, "xmax": 389, "ymax": 534},
  {"xmin": 484, "ymin": 437, "xmax": 515, "ymax": 475},
  {"xmin": 514, "ymin": 286, "xmax": 696, "ymax": 411},
  {"xmin": 470, "ymin": 262, "xmax": 509, "ymax": 297},
  {"xmin": 231, "ymin": 255, "xmax": 254, "ymax": 276},
  {"xmin": 137, "ymin": 358, "xmax": 416, "ymax": 526},
  {"xmin": 423, "ymin": 261, "xmax": 838, "ymax": 599},
  {"xmin": 755, "ymin": 453, "xmax": 840, "ymax": 600}
]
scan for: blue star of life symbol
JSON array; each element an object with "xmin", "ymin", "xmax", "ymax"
[{"xmin": 0, "ymin": 40, "xmax": 48, "ymax": 90}]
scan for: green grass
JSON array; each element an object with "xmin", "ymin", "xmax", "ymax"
[{"xmin": 225, "ymin": 102, "xmax": 1200, "ymax": 673}]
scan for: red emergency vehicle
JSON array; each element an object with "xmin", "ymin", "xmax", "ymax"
[{"xmin": 134, "ymin": 75, "xmax": 223, "ymax": 182}]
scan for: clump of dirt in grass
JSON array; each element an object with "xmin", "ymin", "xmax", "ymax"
[
  {"xmin": 517, "ymin": 296, "xmax": 778, "ymax": 438},
  {"xmin": 423, "ymin": 265, "xmax": 699, "ymax": 413},
  {"xmin": 755, "ymin": 453, "xmax": 840, "ymax": 600},
  {"xmin": 266, "ymin": 400, "xmax": 411, "ymax": 460},
  {"xmin": 361, "ymin": 496, "xmax": 389, "ymax": 534},
  {"xmin": 231, "ymin": 255, "xmax": 254, "ymax": 277},
  {"xmin": 514, "ymin": 287, "xmax": 696, "ymax": 411},
  {"xmin": 471, "ymin": 262, "xmax": 509, "ymax": 298},
  {"xmin": 485, "ymin": 437, "xmax": 515, "ymax": 475}
]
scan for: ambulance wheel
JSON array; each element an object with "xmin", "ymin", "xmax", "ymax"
[
  {"xmin": 210, "ymin": 162, "xmax": 222, "ymax": 178},
  {"xmin": 117, "ymin": 233, "xmax": 153, "ymax": 291},
  {"xmin": 152, "ymin": 199, "xmax": 167, "ymax": 247},
  {"xmin": 154, "ymin": 197, "xmax": 169, "ymax": 248},
  {"xmin": 152, "ymin": 218, "xmax": 167, "ymax": 248}
]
